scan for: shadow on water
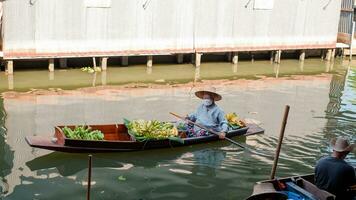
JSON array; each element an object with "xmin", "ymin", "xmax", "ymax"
[{"xmin": 0, "ymin": 98, "xmax": 14, "ymax": 198}]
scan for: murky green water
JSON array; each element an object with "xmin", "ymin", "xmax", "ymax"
[{"xmin": 0, "ymin": 59, "xmax": 355, "ymax": 200}]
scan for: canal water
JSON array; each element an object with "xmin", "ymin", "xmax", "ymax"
[{"xmin": 0, "ymin": 59, "xmax": 355, "ymax": 200}]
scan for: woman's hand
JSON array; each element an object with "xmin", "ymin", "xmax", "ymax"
[{"xmin": 218, "ymin": 132, "xmax": 226, "ymax": 139}]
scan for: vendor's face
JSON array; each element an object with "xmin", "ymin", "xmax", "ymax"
[{"xmin": 203, "ymin": 94, "xmax": 213, "ymax": 100}]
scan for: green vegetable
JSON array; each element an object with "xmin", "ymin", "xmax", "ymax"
[{"xmin": 62, "ymin": 125, "xmax": 104, "ymax": 141}]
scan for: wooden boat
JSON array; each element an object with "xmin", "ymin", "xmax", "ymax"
[
  {"xmin": 246, "ymin": 174, "xmax": 336, "ymax": 200},
  {"xmin": 25, "ymin": 123, "xmax": 264, "ymax": 153}
]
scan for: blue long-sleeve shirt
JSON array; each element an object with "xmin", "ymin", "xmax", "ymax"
[{"xmin": 188, "ymin": 103, "xmax": 229, "ymax": 133}]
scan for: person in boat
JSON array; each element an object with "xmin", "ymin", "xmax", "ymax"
[
  {"xmin": 185, "ymin": 87, "xmax": 228, "ymax": 139},
  {"xmin": 315, "ymin": 137, "xmax": 356, "ymax": 200}
]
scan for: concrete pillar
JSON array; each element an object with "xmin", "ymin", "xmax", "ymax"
[
  {"xmin": 59, "ymin": 58, "xmax": 67, "ymax": 68},
  {"xmin": 101, "ymin": 57, "xmax": 108, "ymax": 71},
  {"xmin": 6, "ymin": 60, "xmax": 13, "ymax": 75},
  {"xmin": 8, "ymin": 74, "xmax": 14, "ymax": 90},
  {"xmin": 326, "ymin": 49, "xmax": 332, "ymax": 61},
  {"xmin": 274, "ymin": 50, "xmax": 281, "ymax": 64},
  {"xmin": 48, "ymin": 58, "xmax": 54, "ymax": 72},
  {"xmin": 176, "ymin": 54, "xmax": 184, "ymax": 64},
  {"xmin": 195, "ymin": 53, "xmax": 202, "ymax": 67},
  {"xmin": 331, "ymin": 49, "xmax": 336, "ymax": 60},
  {"xmin": 147, "ymin": 56, "xmax": 153, "ymax": 68},
  {"xmin": 121, "ymin": 56, "xmax": 128, "ymax": 66},
  {"xmin": 232, "ymin": 52, "xmax": 239, "ymax": 64},
  {"xmin": 92, "ymin": 57, "xmax": 97, "ymax": 68},
  {"xmin": 299, "ymin": 50, "xmax": 305, "ymax": 61}
]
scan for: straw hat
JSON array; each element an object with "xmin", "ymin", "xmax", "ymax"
[
  {"xmin": 331, "ymin": 137, "xmax": 355, "ymax": 152},
  {"xmin": 245, "ymin": 182, "xmax": 288, "ymax": 200},
  {"xmin": 195, "ymin": 87, "xmax": 222, "ymax": 101}
]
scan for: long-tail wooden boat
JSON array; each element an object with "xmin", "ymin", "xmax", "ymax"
[
  {"xmin": 25, "ymin": 123, "xmax": 264, "ymax": 153},
  {"xmin": 246, "ymin": 174, "xmax": 336, "ymax": 200}
]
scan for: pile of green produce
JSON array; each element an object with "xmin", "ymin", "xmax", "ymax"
[
  {"xmin": 225, "ymin": 113, "xmax": 246, "ymax": 129},
  {"xmin": 62, "ymin": 126, "xmax": 105, "ymax": 140},
  {"xmin": 124, "ymin": 119, "xmax": 182, "ymax": 143},
  {"xmin": 81, "ymin": 67, "xmax": 101, "ymax": 73}
]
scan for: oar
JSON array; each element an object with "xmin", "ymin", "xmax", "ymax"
[
  {"xmin": 270, "ymin": 105, "xmax": 290, "ymax": 180},
  {"xmin": 169, "ymin": 112, "xmax": 245, "ymax": 149}
]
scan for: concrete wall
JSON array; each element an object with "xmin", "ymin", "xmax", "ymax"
[{"xmin": 3, "ymin": 0, "xmax": 341, "ymax": 59}]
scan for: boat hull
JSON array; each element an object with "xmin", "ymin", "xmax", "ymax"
[{"xmin": 26, "ymin": 123, "xmax": 264, "ymax": 153}]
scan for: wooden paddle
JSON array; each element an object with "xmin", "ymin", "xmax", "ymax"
[
  {"xmin": 270, "ymin": 105, "xmax": 290, "ymax": 180},
  {"xmin": 169, "ymin": 112, "xmax": 245, "ymax": 149}
]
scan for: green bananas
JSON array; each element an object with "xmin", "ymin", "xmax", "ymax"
[
  {"xmin": 126, "ymin": 119, "xmax": 178, "ymax": 140},
  {"xmin": 62, "ymin": 125, "xmax": 104, "ymax": 140}
]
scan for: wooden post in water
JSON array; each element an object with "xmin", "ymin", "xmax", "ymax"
[
  {"xmin": 101, "ymin": 57, "xmax": 108, "ymax": 71},
  {"xmin": 299, "ymin": 50, "xmax": 305, "ymax": 61},
  {"xmin": 86, "ymin": 155, "xmax": 92, "ymax": 200},
  {"xmin": 92, "ymin": 57, "xmax": 97, "ymax": 68},
  {"xmin": 5, "ymin": 60, "xmax": 13, "ymax": 75},
  {"xmin": 326, "ymin": 49, "xmax": 332, "ymax": 61},
  {"xmin": 195, "ymin": 53, "xmax": 202, "ymax": 67},
  {"xmin": 232, "ymin": 52, "xmax": 239, "ymax": 64},
  {"xmin": 331, "ymin": 49, "xmax": 336, "ymax": 61},
  {"xmin": 270, "ymin": 105, "xmax": 290, "ymax": 180},
  {"xmin": 147, "ymin": 56, "xmax": 153, "ymax": 68},
  {"xmin": 274, "ymin": 50, "xmax": 281, "ymax": 64},
  {"xmin": 48, "ymin": 59, "xmax": 55, "ymax": 72}
]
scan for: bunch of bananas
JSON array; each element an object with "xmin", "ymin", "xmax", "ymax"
[
  {"xmin": 81, "ymin": 67, "xmax": 101, "ymax": 73},
  {"xmin": 127, "ymin": 120, "xmax": 178, "ymax": 140},
  {"xmin": 225, "ymin": 113, "xmax": 246, "ymax": 129}
]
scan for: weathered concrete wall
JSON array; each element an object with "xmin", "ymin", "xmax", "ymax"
[{"xmin": 3, "ymin": 0, "xmax": 341, "ymax": 59}]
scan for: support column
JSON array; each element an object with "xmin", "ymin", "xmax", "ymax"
[
  {"xmin": 59, "ymin": 58, "xmax": 67, "ymax": 68},
  {"xmin": 232, "ymin": 52, "xmax": 239, "ymax": 64},
  {"xmin": 6, "ymin": 60, "xmax": 13, "ymax": 75},
  {"xmin": 101, "ymin": 57, "xmax": 108, "ymax": 71},
  {"xmin": 299, "ymin": 50, "xmax": 305, "ymax": 61},
  {"xmin": 274, "ymin": 50, "xmax": 281, "ymax": 64},
  {"xmin": 326, "ymin": 49, "xmax": 332, "ymax": 61},
  {"xmin": 48, "ymin": 58, "xmax": 54, "ymax": 72},
  {"xmin": 331, "ymin": 49, "xmax": 336, "ymax": 60},
  {"xmin": 176, "ymin": 54, "xmax": 184, "ymax": 64},
  {"xmin": 195, "ymin": 53, "xmax": 202, "ymax": 67},
  {"xmin": 147, "ymin": 56, "xmax": 153, "ymax": 68},
  {"xmin": 121, "ymin": 56, "xmax": 128, "ymax": 66}
]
